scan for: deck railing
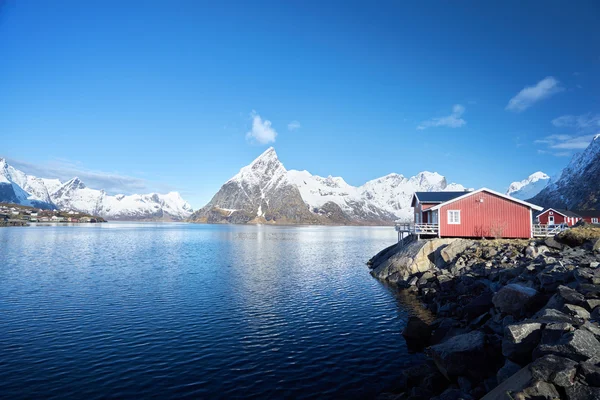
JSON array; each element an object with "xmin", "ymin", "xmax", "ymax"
[
  {"xmin": 395, "ymin": 222, "xmax": 439, "ymax": 235},
  {"xmin": 532, "ymin": 223, "xmax": 568, "ymax": 237}
]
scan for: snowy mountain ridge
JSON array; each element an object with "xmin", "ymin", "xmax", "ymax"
[
  {"xmin": 530, "ymin": 134, "xmax": 600, "ymax": 209},
  {"xmin": 506, "ymin": 171, "xmax": 550, "ymax": 200},
  {"xmin": 0, "ymin": 158, "xmax": 193, "ymax": 221},
  {"xmin": 190, "ymin": 147, "xmax": 468, "ymax": 224}
]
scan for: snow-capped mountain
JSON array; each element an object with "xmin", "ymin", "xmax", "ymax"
[
  {"xmin": 189, "ymin": 147, "xmax": 467, "ymax": 225},
  {"xmin": 530, "ymin": 134, "xmax": 600, "ymax": 209},
  {"xmin": 506, "ymin": 171, "xmax": 550, "ymax": 200},
  {"xmin": 0, "ymin": 158, "xmax": 193, "ymax": 220}
]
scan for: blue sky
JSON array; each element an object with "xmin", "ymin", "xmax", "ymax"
[{"xmin": 1, "ymin": 0, "xmax": 599, "ymax": 208}]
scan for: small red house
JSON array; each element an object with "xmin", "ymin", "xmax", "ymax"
[
  {"xmin": 410, "ymin": 188, "xmax": 543, "ymax": 239},
  {"xmin": 536, "ymin": 208, "xmax": 582, "ymax": 226}
]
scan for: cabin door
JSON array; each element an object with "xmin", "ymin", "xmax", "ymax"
[{"xmin": 548, "ymin": 215, "xmax": 555, "ymax": 225}]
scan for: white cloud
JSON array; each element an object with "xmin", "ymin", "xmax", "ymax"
[
  {"xmin": 6, "ymin": 157, "xmax": 174, "ymax": 195},
  {"xmin": 551, "ymin": 113, "xmax": 600, "ymax": 131},
  {"xmin": 417, "ymin": 104, "xmax": 466, "ymax": 130},
  {"xmin": 245, "ymin": 111, "xmax": 277, "ymax": 144},
  {"xmin": 287, "ymin": 120, "xmax": 301, "ymax": 131},
  {"xmin": 534, "ymin": 134, "xmax": 596, "ymax": 154},
  {"xmin": 506, "ymin": 77, "xmax": 563, "ymax": 112}
]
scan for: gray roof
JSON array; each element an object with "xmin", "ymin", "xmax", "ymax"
[{"xmin": 413, "ymin": 191, "xmax": 470, "ymax": 204}]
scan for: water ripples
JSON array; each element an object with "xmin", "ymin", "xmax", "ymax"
[{"xmin": 0, "ymin": 224, "xmax": 427, "ymax": 399}]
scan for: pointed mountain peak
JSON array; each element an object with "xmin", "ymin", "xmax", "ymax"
[
  {"xmin": 251, "ymin": 147, "xmax": 278, "ymax": 163},
  {"xmin": 65, "ymin": 176, "xmax": 86, "ymax": 189},
  {"xmin": 528, "ymin": 171, "xmax": 550, "ymax": 181}
]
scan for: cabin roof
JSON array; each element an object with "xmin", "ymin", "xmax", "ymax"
[
  {"xmin": 538, "ymin": 208, "xmax": 581, "ymax": 218},
  {"xmin": 574, "ymin": 210, "xmax": 600, "ymax": 218},
  {"xmin": 428, "ymin": 188, "xmax": 544, "ymax": 211},
  {"xmin": 413, "ymin": 191, "xmax": 469, "ymax": 204}
]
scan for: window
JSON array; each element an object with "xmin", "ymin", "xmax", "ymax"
[
  {"xmin": 448, "ymin": 210, "xmax": 461, "ymax": 224},
  {"xmin": 593, "ymin": 218, "xmax": 599, "ymax": 224}
]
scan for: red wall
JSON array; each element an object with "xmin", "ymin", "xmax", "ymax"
[{"xmin": 439, "ymin": 191, "xmax": 532, "ymax": 239}]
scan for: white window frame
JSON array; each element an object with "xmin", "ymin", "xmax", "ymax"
[
  {"xmin": 593, "ymin": 218, "xmax": 599, "ymax": 224},
  {"xmin": 447, "ymin": 210, "xmax": 461, "ymax": 225}
]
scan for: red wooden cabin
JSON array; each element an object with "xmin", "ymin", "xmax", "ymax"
[
  {"xmin": 536, "ymin": 208, "xmax": 582, "ymax": 226},
  {"xmin": 410, "ymin": 188, "xmax": 543, "ymax": 239}
]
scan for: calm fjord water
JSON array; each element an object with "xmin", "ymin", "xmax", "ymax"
[{"xmin": 0, "ymin": 223, "xmax": 424, "ymax": 399}]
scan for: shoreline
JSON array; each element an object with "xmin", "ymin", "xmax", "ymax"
[{"xmin": 369, "ymin": 226, "xmax": 600, "ymax": 399}]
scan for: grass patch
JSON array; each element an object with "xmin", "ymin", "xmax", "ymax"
[{"xmin": 556, "ymin": 225, "xmax": 600, "ymax": 247}]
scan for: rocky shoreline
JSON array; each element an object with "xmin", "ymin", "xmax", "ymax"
[{"xmin": 368, "ymin": 225, "xmax": 600, "ymax": 399}]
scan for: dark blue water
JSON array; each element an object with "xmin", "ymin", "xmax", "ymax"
[{"xmin": 0, "ymin": 223, "xmax": 425, "ymax": 399}]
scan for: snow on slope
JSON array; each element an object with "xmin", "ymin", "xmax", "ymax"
[
  {"xmin": 288, "ymin": 169, "xmax": 466, "ymax": 222},
  {"xmin": 0, "ymin": 158, "xmax": 193, "ymax": 220},
  {"xmin": 506, "ymin": 171, "xmax": 550, "ymax": 200}
]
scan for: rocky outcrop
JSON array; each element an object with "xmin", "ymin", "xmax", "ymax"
[
  {"xmin": 368, "ymin": 238, "xmax": 462, "ymax": 283},
  {"xmin": 370, "ymin": 227, "xmax": 600, "ymax": 399}
]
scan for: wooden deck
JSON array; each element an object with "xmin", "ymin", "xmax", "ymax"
[{"xmin": 532, "ymin": 223, "xmax": 568, "ymax": 237}]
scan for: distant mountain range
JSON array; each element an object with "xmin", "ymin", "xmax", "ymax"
[
  {"xmin": 530, "ymin": 134, "xmax": 600, "ymax": 210},
  {"xmin": 4, "ymin": 134, "xmax": 598, "ymax": 224},
  {"xmin": 188, "ymin": 147, "xmax": 467, "ymax": 225},
  {"xmin": 0, "ymin": 158, "xmax": 193, "ymax": 221},
  {"xmin": 505, "ymin": 171, "xmax": 551, "ymax": 200}
]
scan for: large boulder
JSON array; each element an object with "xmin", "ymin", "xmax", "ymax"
[
  {"xmin": 578, "ymin": 361, "xmax": 600, "ymax": 386},
  {"xmin": 529, "ymin": 355, "xmax": 578, "ymax": 387},
  {"xmin": 564, "ymin": 383, "xmax": 600, "ymax": 399},
  {"xmin": 534, "ymin": 329, "xmax": 600, "ymax": 362},
  {"xmin": 503, "ymin": 322, "xmax": 543, "ymax": 364},
  {"xmin": 511, "ymin": 380, "xmax": 561, "ymax": 399},
  {"xmin": 427, "ymin": 331, "xmax": 501, "ymax": 381},
  {"xmin": 370, "ymin": 238, "xmax": 456, "ymax": 282},
  {"xmin": 440, "ymin": 239, "xmax": 474, "ymax": 265},
  {"xmin": 492, "ymin": 284, "xmax": 538, "ymax": 318}
]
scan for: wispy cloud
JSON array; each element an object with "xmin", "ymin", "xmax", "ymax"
[
  {"xmin": 5, "ymin": 157, "xmax": 174, "ymax": 195},
  {"xmin": 287, "ymin": 120, "xmax": 301, "ymax": 131},
  {"xmin": 534, "ymin": 134, "xmax": 595, "ymax": 152},
  {"xmin": 506, "ymin": 77, "xmax": 563, "ymax": 112},
  {"xmin": 551, "ymin": 113, "xmax": 600, "ymax": 131},
  {"xmin": 417, "ymin": 104, "xmax": 466, "ymax": 130},
  {"xmin": 246, "ymin": 111, "xmax": 277, "ymax": 144}
]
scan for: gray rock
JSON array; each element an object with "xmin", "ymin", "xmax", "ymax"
[
  {"xmin": 581, "ymin": 321, "xmax": 600, "ymax": 339},
  {"xmin": 529, "ymin": 354, "xmax": 577, "ymax": 387},
  {"xmin": 525, "ymin": 245, "xmax": 538, "ymax": 258},
  {"xmin": 562, "ymin": 304, "xmax": 591, "ymax": 320},
  {"xmin": 440, "ymin": 239, "xmax": 474, "ymax": 265},
  {"xmin": 534, "ymin": 308, "xmax": 582, "ymax": 326},
  {"xmin": 496, "ymin": 359, "xmax": 522, "ymax": 384},
  {"xmin": 585, "ymin": 299, "xmax": 600, "ymax": 311},
  {"xmin": 591, "ymin": 261, "xmax": 600, "ymax": 269},
  {"xmin": 512, "ymin": 379, "xmax": 560, "ymax": 399},
  {"xmin": 545, "ymin": 236, "xmax": 565, "ymax": 250},
  {"xmin": 427, "ymin": 331, "xmax": 497, "ymax": 381},
  {"xmin": 492, "ymin": 284, "xmax": 538, "ymax": 318},
  {"xmin": 462, "ymin": 291, "xmax": 493, "ymax": 319},
  {"xmin": 540, "ymin": 322, "xmax": 575, "ymax": 345},
  {"xmin": 534, "ymin": 329, "xmax": 600, "ymax": 362},
  {"xmin": 538, "ymin": 264, "xmax": 572, "ymax": 290},
  {"xmin": 564, "ymin": 383, "xmax": 600, "ymax": 400},
  {"xmin": 578, "ymin": 361, "xmax": 600, "ymax": 386},
  {"xmin": 503, "ymin": 322, "xmax": 543, "ymax": 363}
]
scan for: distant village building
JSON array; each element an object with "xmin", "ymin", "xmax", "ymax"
[{"xmin": 537, "ymin": 209, "xmax": 600, "ymax": 226}]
